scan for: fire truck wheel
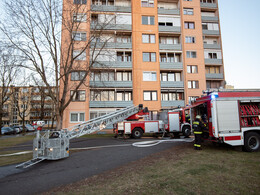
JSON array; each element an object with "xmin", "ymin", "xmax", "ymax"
[
  {"xmin": 132, "ymin": 128, "xmax": 143, "ymax": 139},
  {"xmin": 243, "ymin": 132, "xmax": 260, "ymax": 152},
  {"xmin": 182, "ymin": 126, "xmax": 191, "ymax": 138}
]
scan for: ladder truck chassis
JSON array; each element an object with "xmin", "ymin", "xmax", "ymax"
[{"xmin": 189, "ymin": 90, "xmax": 260, "ymax": 152}]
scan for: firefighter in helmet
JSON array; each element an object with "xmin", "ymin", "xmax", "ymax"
[{"xmin": 192, "ymin": 115, "xmax": 204, "ymax": 150}]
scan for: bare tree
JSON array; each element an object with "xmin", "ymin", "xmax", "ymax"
[
  {"xmin": 0, "ymin": 48, "xmax": 19, "ymax": 134},
  {"xmin": 1, "ymin": 0, "xmax": 114, "ymax": 129}
]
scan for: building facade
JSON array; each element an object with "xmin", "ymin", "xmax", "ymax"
[
  {"xmin": 61, "ymin": 0, "xmax": 225, "ymax": 128},
  {"xmin": 1, "ymin": 86, "xmax": 56, "ymax": 128}
]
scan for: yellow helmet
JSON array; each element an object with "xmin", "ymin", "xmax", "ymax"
[{"xmin": 196, "ymin": 115, "xmax": 201, "ymax": 119}]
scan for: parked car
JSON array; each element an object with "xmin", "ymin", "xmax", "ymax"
[
  {"xmin": 1, "ymin": 127, "xmax": 16, "ymax": 135},
  {"xmin": 12, "ymin": 126, "xmax": 22, "ymax": 134},
  {"xmin": 25, "ymin": 124, "xmax": 35, "ymax": 132}
]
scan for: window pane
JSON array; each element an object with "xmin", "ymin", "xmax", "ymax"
[
  {"xmin": 142, "ymin": 16, "xmax": 148, "ymax": 25},
  {"xmin": 168, "ymin": 73, "xmax": 175, "ymax": 81},
  {"xmin": 152, "ymin": 92, "xmax": 157, "ymax": 100},
  {"xmin": 101, "ymin": 91, "xmax": 108, "ymax": 101},
  {"xmin": 150, "ymin": 35, "xmax": 155, "ymax": 43},
  {"xmin": 143, "ymin": 53, "xmax": 150, "ymax": 62},
  {"xmin": 151, "ymin": 73, "xmax": 157, "ymax": 81},
  {"xmin": 143, "ymin": 72, "xmax": 150, "ymax": 81},
  {"xmin": 117, "ymin": 72, "xmax": 122, "ymax": 81},
  {"xmin": 150, "ymin": 16, "xmax": 155, "ymax": 25},
  {"xmin": 175, "ymin": 73, "xmax": 181, "ymax": 81},
  {"xmin": 144, "ymin": 92, "xmax": 150, "ymax": 100},
  {"xmin": 142, "ymin": 35, "xmax": 149, "ymax": 43},
  {"xmin": 109, "ymin": 91, "xmax": 114, "ymax": 101},
  {"xmin": 151, "ymin": 53, "xmax": 156, "ymax": 62},
  {"xmin": 117, "ymin": 92, "xmax": 123, "ymax": 101},
  {"xmin": 79, "ymin": 113, "xmax": 85, "ymax": 121},
  {"xmin": 71, "ymin": 113, "xmax": 78, "ymax": 122},
  {"xmin": 123, "ymin": 72, "xmax": 128, "ymax": 81}
]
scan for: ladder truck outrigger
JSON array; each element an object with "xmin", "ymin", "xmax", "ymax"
[
  {"xmin": 16, "ymin": 104, "xmax": 148, "ymax": 168},
  {"xmin": 188, "ymin": 89, "xmax": 260, "ymax": 152}
]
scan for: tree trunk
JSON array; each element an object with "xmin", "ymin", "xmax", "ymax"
[{"xmin": 56, "ymin": 112, "xmax": 63, "ymax": 130}]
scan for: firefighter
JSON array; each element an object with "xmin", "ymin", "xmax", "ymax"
[
  {"xmin": 192, "ymin": 115, "xmax": 204, "ymax": 150},
  {"xmin": 185, "ymin": 113, "xmax": 191, "ymax": 123}
]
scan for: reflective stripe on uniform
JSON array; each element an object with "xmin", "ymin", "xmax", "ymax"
[
  {"xmin": 193, "ymin": 121, "xmax": 199, "ymax": 125},
  {"xmin": 194, "ymin": 144, "xmax": 201, "ymax": 147},
  {"xmin": 194, "ymin": 131, "xmax": 202, "ymax": 134}
]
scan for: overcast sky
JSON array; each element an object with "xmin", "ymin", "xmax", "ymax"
[
  {"xmin": 0, "ymin": 0, "xmax": 259, "ymax": 89},
  {"xmin": 219, "ymin": 0, "xmax": 260, "ymax": 89}
]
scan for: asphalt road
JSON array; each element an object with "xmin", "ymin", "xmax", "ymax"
[{"xmin": 0, "ymin": 137, "xmax": 192, "ymax": 195}]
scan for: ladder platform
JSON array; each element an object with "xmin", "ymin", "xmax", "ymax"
[{"xmin": 16, "ymin": 158, "xmax": 46, "ymax": 169}]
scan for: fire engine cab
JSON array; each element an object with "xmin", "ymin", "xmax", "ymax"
[
  {"xmin": 114, "ymin": 107, "xmax": 191, "ymax": 139},
  {"xmin": 189, "ymin": 89, "xmax": 260, "ymax": 152}
]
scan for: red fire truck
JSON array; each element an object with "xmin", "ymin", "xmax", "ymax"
[
  {"xmin": 114, "ymin": 107, "xmax": 191, "ymax": 139},
  {"xmin": 189, "ymin": 89, "xmax": 260, "ymax": 152}
]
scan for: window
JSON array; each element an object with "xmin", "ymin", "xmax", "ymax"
[
  {"xmin": 184, "ymin": 0, "xmax": 192, "ymax": 1},
  {"xmin": 116, "ymin": 72, "xmax": 132, "ymax": 81},
  {"xmin": 71, "ymin": 71, "xmax": 86, "ymax": 81},
  {"xmin": 183, "ymin": 8, "xmax": 193, "ymax": 15},
  {"xmin": 144, "ymin": 91, "xmax": 157, "ymax": 101},
  {"xmin": 22, "ymin": 88, "xmax": 29, "ymax": 93},
  {"xmin": 143, "ymin": 72, "xmax": 157, "ymax": 81},
  {"xmin": 188, "ymin": 96, "xmax": 199, "ymax": 103},
  {"xmin": 185, "ymin": 36, "xmax": 195, "ymax": 43},
  {"xmin": 142, "ymin": 34, "xmax": 155, "ymax": 43},
  {"xmin": 184, "ymin": 22, "xmax": 195, "ymax": 29},
  {"xmin": 141, "ymin": 0, "xmax": 154, "ymax": 7},
  {"xmin": 205, "ymin": 66, "xmax": 220, "ymax": 74},
  {"xmin": 73, "ymin": 13, "xmax": 87, "ymax": 22},
  {"xmin": 90, "ymin": 90, "xmax": 132, "ymax": 101},
  {"xmin": 21, "ymin": 104, "xmax": 28, "ymax": 109},
  {"xmin": 160, "ymin": 72, "xmax": 181, "ymax": 81},
  {"xmin": 142, "ymin": 16, "xmax": 155, "ymax": 25},
  {"xmin": 72, "ymin": 32, "xmax": 87, "ymax": 41},
  {"xmin": 188, "ymin": 81, "xmax": 199, "ymax": 89},
  {"xmin": 187, "ymin": 65, "xmax": 198, "ymax": 73},
  {"xmin": 208, "ymin": 52, "xmax": 217, "ymax": 59},
  {"xmin": 186, "ymin": 51, "xmax": 197, "ymax": 58},
  {"xmin": 117, "ymin": 51, "xmax": 132, "ymax": 62},
  {"xmin": 201, "ymin": 0, "xmax": 215, "ymax": 3},
  {"xmin": 161, "ymin": 91, "xmax": 184, "ymax": 101},
  {"xmin": 70, "ymin": 112, "xmax": 85, "ymax": 123},
  {"xmin": 160, "ymin": 53, "xmax": 181, "ymax": 63},
  {"xmin": 143, "ymin": 52, "xmax": 156, "ymax": 62},
  {"xmin": 202, "ymin": 23, "xmax": 219, "ymax": 31},
  {"xmin": 73, "ymin": 0, "xmax": 87, "ymax": 4},
  {"xmin": 73, "ymin": 50, "xmax": 86, "ymax": 60},
  {"xmin": 206, "ymin": 81, "xmax": 221, "ymax": 89},
  {"xmin": 159, "ymin": 37, "xmax": 179, "ymax": 44},
  {"xmin": 71, "ymin": 90, "xmax": 86, "ymax": 101},
  {"xmin": 116, "ymin": 35, "xmax": 131, "ymax": 43}
]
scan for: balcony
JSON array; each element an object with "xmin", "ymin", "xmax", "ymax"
[
  {"xmin": 159, "ymin": 44, "xmax": 182, "ymax": 50},
  {"xmin": 89, "ymin": 101, "xmax": 133, "ymax": 108},
  {"xmin": 91, "ymin": 5, "xmax": 131, "ymax": 13},
  {"xmin": 203, "ymin": 29, "xmax": 220, "ymax": 35},
  {"xmin": 92, "ymin": 61, "xmax": 132, "ymax": 69},
  {"xmin": 91, "ymin": 23, "xmax": 132, "ymax": 31},
  {"xmin": 159, "ymin": 26, "xmax": 181, "ymax": 33},
  {"xmin": 204, "ymin": 59, "xmax": 222, "ymax": 65},
  {"xmin": 91, "ymin": 42, "xmax": 132, "ymax": 49},
  {"xmin": 161, "ymin": 100, "xmax": 185, "ymax": 108},
  {"xmin": 157, "ymin": 8, "xmax": 180, "ymax": 15},
  {"xmin": 206, "ymin": 73, "xmax": 224, "ymax": 79},
  {"xmin": 160, "ymin": 62, "xmax": 183, "ymax": 70},
  {"xmin": 161, "ymin": 81, "xmax": 184, "ymax": 88},
  {"xmin": 201, "ymin": 16, "xmax": 219, "ymax": 22},
  {"xmin": 203, "ymin": 43, "xmax": 221, "ymax": 49},
  {"xmin": 89, "ymin": 81, "xmax": 132, "ymax": 88},
  {"xmin": 200, "ymin": 3, "xmax": 217, "ymax": 9}
]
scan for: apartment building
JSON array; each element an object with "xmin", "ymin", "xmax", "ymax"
[
  {"xmin": 1, "ymin": 86, "xmax": 56, "ymax": 128},
  {"xmin": 61, "ymin": 0, "xmax": 225, "ymax": 128}
]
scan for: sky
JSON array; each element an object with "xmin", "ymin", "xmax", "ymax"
[
  {"xmin": 218, "ymin": 0, "xmax": 260, "ymax": 89},
  {"xmin": 0, "ymin": 0, "xmax": 259, "ymax": 89}
]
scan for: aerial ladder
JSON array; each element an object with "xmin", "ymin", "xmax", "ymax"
[{"xmin": 16, "ymin": 104, "xmax": 145, "ymax": 168}]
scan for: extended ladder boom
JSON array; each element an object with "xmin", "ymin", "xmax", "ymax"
[{"xmin": 65, "ymin": 105, "xmax": 141, "ymax": 139}]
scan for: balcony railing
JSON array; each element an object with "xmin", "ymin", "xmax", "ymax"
[
  {"xmin": 91, "ymin": 23, "xmax": 132, "ymax": 31},
  {"xmin": 201, "ymin": 16, "xmax": 219, "ymax": 22},
  {"xmin": 206, "ymin": 73, "xmax": 224, "ymax": 79},
  {"xmin": 203, "ymin": 43, "xmax": 221, "ymax": 49},
  {"xmin": 91, "ymin": 42, "xmax": 132, "ymax": 49},
  {"xmin": 204, "ymin": 59, "xmax": 222, "ymax": 65},
  {"xmin": 160, "ymin": 62, "xmax": 183, "ymax": 70},
  {"xmin": 89, "ymin": 81, "xmax": 132, "ymax": 88},
  {"xmin": 157, "ymin": 8, "xmax": 180, "ymax": 15},
  {"xmin": 89, "ymin": 101, "xmax": 134, "ymax": 108},
  {"xmin": 159, "ymin": 44, "xmax": 182, "ymax": 50},
  {"xmin": 91, "ymin": 5, "xmax": 131, "ymax": 13},
  {"xmin": 159, "ymin": 26, "xmax": 181, "ymax": 33},
  {"xmin": 203, "ymin": 29, "xmax": 220, "ymax": 35},
  {"xmin": 161, "ymin": 81, "xmax": 184, "ymax": 88},
  {"xmin": 161, "ymin": 100, "xmax": 185, "ymax": 108},
  {"xmin": 92, "ymin": 61, "xmax": 132, "ymax": 69},
  {"xmin": 200, "ymin": 2, "xmax": 217, "ymax": 9}
]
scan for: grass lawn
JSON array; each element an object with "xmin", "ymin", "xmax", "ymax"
[{"xmin": 50, "ymin": 143, "xmax": 260, "ymax": 195}]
